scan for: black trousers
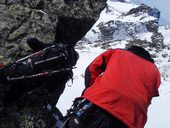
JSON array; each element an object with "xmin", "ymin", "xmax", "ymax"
[{"xmin": 66, "ymin": 100, "xmax": 128, "ymax": 128}]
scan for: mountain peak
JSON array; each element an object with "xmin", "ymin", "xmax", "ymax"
[{"xmin": 84, "ymin": 1, "xmax": 164, "ymax": 50}]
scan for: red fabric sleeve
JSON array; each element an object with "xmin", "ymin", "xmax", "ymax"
[{"xmin": 84, "ymin": 49, "xmax": 114, "ymax": 87}]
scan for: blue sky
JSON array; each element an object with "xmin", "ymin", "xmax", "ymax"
[{"xmin": 131, "ymin": 0, "xmax": 170, "ymax": 26}]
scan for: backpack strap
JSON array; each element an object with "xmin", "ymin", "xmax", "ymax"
[{"xmin": 62, "ymin": 98, "xmax": 93, "ymax": 128}]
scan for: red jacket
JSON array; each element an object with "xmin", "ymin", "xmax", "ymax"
[{"xmin": 82, "ymin": 49, "xmax": 161, "ymax": 128}]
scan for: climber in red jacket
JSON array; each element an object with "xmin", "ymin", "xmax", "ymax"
[{"xmin": 65, "ymin": 45, "xmax": 161, "ymax": 128}]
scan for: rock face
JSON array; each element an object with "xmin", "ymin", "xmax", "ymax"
[
  {"xmin": 0, "ymin": 0, "xmax": 107, "ymax": 64},
  {"xmin": 98, "ymin": 4, "xmax": 161, "ymax": 42},
  {"xmin": 0, "ymin": 0, "xmax": 107, "ymax": 128},
  {"xmin": 84, "ymin": 2, "xmax": 164, "ymax": 51}
]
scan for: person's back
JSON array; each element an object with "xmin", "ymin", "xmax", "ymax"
[{"xmin": 81, "ymin": 46, "xmax": 160, "ymax": 128}]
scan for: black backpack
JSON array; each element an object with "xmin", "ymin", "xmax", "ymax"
[{"xmin": 0, "ymin": 39, "xmax": 78, "ymax": 106}]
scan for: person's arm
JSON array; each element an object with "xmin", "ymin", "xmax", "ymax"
[{"xmin": 84, "ymin": 49, "xmax": 114, "ymax": 88}]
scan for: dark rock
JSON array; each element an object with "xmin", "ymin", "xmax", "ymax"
[
  {"xmin": 151, "ymin": 32, "xmax": 164, "ymax": 50},
  {"xmin": 0, "ymin": 106, "xmax": 61, "ymax": 128},
  {"xmin": 126, "ymin": 4, "xmax": 160, "ymax": 19},
  {"xmin": 146, "ymin": 20, "xmax": 159, "ymax": 32},
  {"xmin": 0, "ymin": 0, "xmax": 107, "ymax": 127},
  {"xmin": 0, "ymin": 0, "xmax": 107, "ymax": 62}
]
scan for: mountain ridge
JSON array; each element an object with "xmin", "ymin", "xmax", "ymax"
[{"xmin": 78, "ymin": 0, "xmax": 170, "ymax": 82}]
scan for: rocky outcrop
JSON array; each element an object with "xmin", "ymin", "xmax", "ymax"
[
  {"xmin": 98, "ymin": 21, "xmax": 149, "ymax": 41},
  {"xmin": 126, "ymin": 4, "xmax": 160, "ymax": 19},
  {"xmin": 87, "ymin": 3, "xmax": 164, "ymax": 50},
  {"xmin": 0, "ymin": 0, "xmax": 107, "ymax": 128},
  {"xmin": 0, "ymin": 0, "xmax": 107, "ymax": 64}
]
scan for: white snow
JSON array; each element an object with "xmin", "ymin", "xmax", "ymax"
[{"xmin": 107, "ymin": 1, "xmax": 138, "ymax": 13}]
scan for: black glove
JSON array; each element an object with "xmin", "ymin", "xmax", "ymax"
[{"xmin": 27, "ymin": 38, "xmax": 47, "ymax": 52}]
